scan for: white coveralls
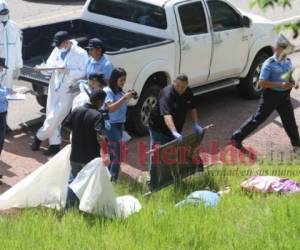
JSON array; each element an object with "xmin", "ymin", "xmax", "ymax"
[
  {"xmin": 0, "ymin": 20, "xmax": 23, "ymax": 88},
  {"xmin": 37, "ymin": 40, "xmax": 88, "ymax": 145}
]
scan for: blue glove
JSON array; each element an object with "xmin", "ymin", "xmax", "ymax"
[
  {"xmin": 171, "ymin": 130, "xmax": 183, "ymax": 142},
  {"xmin": 192, "ymin": 123, "xmax": 204, "ymax": 134}
]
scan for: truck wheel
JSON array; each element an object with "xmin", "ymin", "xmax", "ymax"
[
  {"xmin": 132, "ymin": 85, "xmax": 161, "ymax": 136},
  {"xmin": 238, "ymin": 52, "xmax": 269, "ymax": 99}
]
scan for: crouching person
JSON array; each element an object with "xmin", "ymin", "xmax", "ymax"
[
  {"xmin": 148, "ymin": 74, "xmax": 203, "ymax": 190},
  {"xmin": 64, "ymin": 89, "xmax": 109, "ymax": 209}
]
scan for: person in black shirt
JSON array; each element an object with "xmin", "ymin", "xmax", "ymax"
[
  {"xmin": 64, "ymin": 89, "xmax": 109, "ymax": 209},
  {"xmin": 148, "ymin": 74, "xmax": 203, "ymax": 190}
]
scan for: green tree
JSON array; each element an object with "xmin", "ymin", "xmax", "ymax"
[{"xmin": 250, "ymin": 0, "xmax": 300, "ymax": 38}]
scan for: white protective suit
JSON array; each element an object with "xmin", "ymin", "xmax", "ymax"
[
  {"xmin": 0, "ymin": 19, "xmax": 23, "ymax": 88},
  {"xmin": 36, "ymin": 40, "xmax": 89, "ymax": 145}
]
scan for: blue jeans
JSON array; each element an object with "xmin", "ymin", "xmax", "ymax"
[
  {"xmin": 0, "ymin": 112, "xmax": 7, "ymax": 156},
  {"xmin": 149, "ymin": 128, "xmax": 173, "ymax": 190},
  {"xmin": 65, "ymin": 161, "xmax": 84, "ymax": 210},
  {"xmin": 106, "ymin": 123, "xmax": 123, "ymax": 180}
]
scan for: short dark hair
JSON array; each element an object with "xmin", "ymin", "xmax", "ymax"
[
  {"xmin": 89, "ymin": 73, "xmax": 107, "ymax": 87},
  {"xmin": 89, "ymin": 89, "xmax": 107, "ymax": 105},
  {"xmin": 176, "ymin": 74, "xmax": 188, "ymax": 83},
  {"xmin": 109, "ymin": 67, "xmax": 127, "ymax": 93}
]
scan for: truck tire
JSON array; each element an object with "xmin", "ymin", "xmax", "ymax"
[
  {"xmin": 238, "ymin": 52, "xmax": 269, "ymax": 99},
  {"xmin": 131, "ymin": 85, "xmax": 161, "ymax": 136}
]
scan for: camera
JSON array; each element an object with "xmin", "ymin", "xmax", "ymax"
[{"xmin": 130, "ymin": 90, "xmax": 138, "ymax": 100}]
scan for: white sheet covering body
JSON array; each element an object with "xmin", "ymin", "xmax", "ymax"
[{"xmin": 0, "ymin": 145, "xmax": 141, "ymax": 218}]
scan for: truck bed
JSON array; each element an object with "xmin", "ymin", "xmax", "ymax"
[{"xmin": 20, "ymin": 19, "xmax": 167, "ymax": 85}]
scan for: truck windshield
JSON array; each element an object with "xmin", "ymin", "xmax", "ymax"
[{"xmin": 88, "ymin": 0, "xmax": 167, "ymax": 29}]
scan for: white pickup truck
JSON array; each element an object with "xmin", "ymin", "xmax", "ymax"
[{"xmin": 20, "ymin": 0, "xmax": 276, "ymax": 135}]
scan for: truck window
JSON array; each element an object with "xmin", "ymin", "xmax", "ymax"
[
  {"xmin": 207, "ymin": 0, "xmax": 242, "ymax": 32},
  {"xmin": 88, "ymin": 0, "xmax": 167, "ymax": 29},
  {"xmin": 178, "ymin": 2, "xmax": 208, "ymax": 35}
]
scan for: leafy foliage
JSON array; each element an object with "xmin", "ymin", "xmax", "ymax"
[{"xmin": 250, "ymin": 0, "xmax": 299, "ymax": 38}]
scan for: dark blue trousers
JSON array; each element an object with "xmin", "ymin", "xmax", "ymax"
[
  {"xmin": 232, "ymin": 89, "xmax": 300, "ymax": 147},
  {"xmin": 0, "ymin": 112, "xmax": 7, "ymax": 156}
]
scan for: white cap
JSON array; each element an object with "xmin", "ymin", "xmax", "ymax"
[{"xmin": 0, "ymin": 1, "xmax": 8, "ymax": 13}]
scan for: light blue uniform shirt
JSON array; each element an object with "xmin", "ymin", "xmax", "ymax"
[
  {"xmin": 86, "ymin": 55, "xmax": 113, "ymax": 80},
  {"xmin": 259, "ymin": 55, "xmax": 292, "ymax": 92},
  {"xmin": 104, "ymin": 86, "xmax": 128, "ymax": 124},
  {"xmin": 0, "ymin": 87, "xmax": 8, "ymax": 113}
]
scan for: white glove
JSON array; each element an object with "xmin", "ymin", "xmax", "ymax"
[{"xmin": 13, "ymin": 68, "xmax": 21, "ymax": 80}]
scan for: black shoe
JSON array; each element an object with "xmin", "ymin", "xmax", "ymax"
[
  {"xmin": 31, "ymin": 136, "xmax": 42, "ymax": 151},
  {"xmin": 230, "ymin": 137, "xmax": 243, "ymax": 150},
  {"xmin": 6, "ymin": 125, "xmax": 12, "ymax": 135},
  {"xmin": 44, "ymin": 145, "xmax": 60, "ymax": 156}
]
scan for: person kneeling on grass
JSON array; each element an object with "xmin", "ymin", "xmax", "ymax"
[{"xmin": 64, "ymin": 89, "xmax": 110, "ymax": 209}]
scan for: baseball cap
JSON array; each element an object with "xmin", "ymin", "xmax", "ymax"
[
  {"xmin": 89, "ymin": 73, "xmax": 107, "ymax": 86},
  {"xmin": 85, "ymin": 38, "xmax": 106, "ymax": 52},
  {"xmin": 52, "ymin": 31, "xmax": 71, "ymax": 47},
  {"xmin": 0, "ymin": 1, "xmax": 9, "ymax": 14}
]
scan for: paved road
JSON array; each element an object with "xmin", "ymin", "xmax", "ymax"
[{"xmin": 7, "ymin": 0, "xmax": 300, "ymax": 130}]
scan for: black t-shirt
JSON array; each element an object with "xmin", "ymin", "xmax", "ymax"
[
  {"xmin": 64, "ymin": 103, "xmax": 103, "ymax": 164},
  {"xmin": 149, "ymin": 85, "xmax": 195, "ymax": 138}
]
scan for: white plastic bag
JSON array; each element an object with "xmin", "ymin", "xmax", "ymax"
[
  {"xmin": 70, "ymin": 158, "xmax": 118, "ymax": 217},
  {"xmin": 0, "ymin": 146, "xmax": 141, "ymax": 218},
  {"xmin": 70, "ymin": 158, "xmax": 142, "ymax": 218},
  {"xmin": 0, "ymin": 145, "xmax": 71, "ymax": 210}
]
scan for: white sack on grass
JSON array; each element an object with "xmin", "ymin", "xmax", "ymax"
[
  {"xmin": 0, "ymin": 144, "xmax": 141, "ymax": 218},
  {"xmin": 0, "ymin": 145, "xmax": 72, "ymax": 210},
  {"xmin": 116, "ymin": 195, "xmax": 142, "ymax": 218},
  {"xmin": 70, "ymin": 159, "xmax": 141, "ymax": 218}
]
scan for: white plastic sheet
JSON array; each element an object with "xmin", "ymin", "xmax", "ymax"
[
  {"xmin": 0, "ymin": 145, "xmax": 71, "ymax": 210},
  {"xmin": 0, "ymin": 145, "xmax": 141, "ymax": 218}
]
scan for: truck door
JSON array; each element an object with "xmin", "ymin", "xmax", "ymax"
[
  {"xmin": 206, "ymin": 0, "xmax": 250, "ymax": 81},
  {"xmin": 175, "ymin": 0, "xmax": 212, "ymax": 87}
]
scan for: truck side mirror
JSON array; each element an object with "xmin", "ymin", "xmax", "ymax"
[{"xmin": 242, "ymin": 16, "xmax": 252, "ymax": 28}]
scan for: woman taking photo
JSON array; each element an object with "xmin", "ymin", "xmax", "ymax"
[{"xmin": 104, "ymin": 67, "xmax": 136, "ymax": 181}]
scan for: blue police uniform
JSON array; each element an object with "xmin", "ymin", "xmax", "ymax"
[
  {"xmin": 232, "ymin": 55, "xmax": 300, "ymax": 148},
  {"xmin": 0, "ymin": 86, "xmax": 7, "ymax": 155},
  {"xmin": 86, "ymin": 56, "xmax": 113, "ymax": 80}
]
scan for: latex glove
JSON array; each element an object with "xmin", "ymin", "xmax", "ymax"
[
  {"xmin": 171, "ymin": 130, "xmax": 183, "ymax": 142},
  {"xmin": 7, "ymin": 88, "xmax": 16, "ymax": 95},
  {"xmin": 101, "ymin": 156, "xmax": 110, "ymax": 167},
  {"xmin": 12, "ymin": 68, "xmax": 21, "ymax": 80},
  {"xmin": 192, "ymin": 123, "xmax": 204, "ymax": 134}
]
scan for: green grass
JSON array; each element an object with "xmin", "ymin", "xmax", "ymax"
[{"xmin": 1, "ymin": 164, "xmax": 300, "ymax": 250}]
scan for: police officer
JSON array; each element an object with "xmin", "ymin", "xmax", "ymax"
[
  {"xmin": 148, "ymin": 74, "xmax": 204, "ymax": 190},
  {"xmin": 85, "ymin": 38, "xmax": 113, "ymax": 80},
  {"xmin": 231, "ymin": 34, "xmax": 300, "ymax": 153}
]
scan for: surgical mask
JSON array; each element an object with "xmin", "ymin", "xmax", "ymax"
[
  {"xmin": 0, "ymin": 14, "xmax": 9, "ymax": 23},
  {"xmin": 60, "ymin": 47, "xmax": 68, "ymax": 53}
]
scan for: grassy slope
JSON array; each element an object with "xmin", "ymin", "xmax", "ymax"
[{"xmin": 1, "ymin": 164, "xmax": 300, "ymax": 250}]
